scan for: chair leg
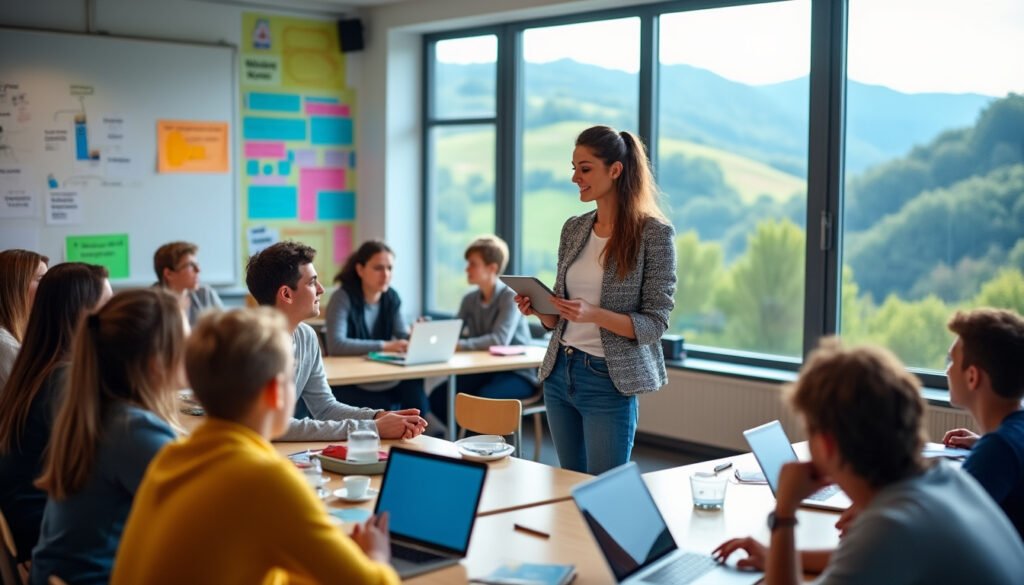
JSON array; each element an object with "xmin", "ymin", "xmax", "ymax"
[
  {"xmin": 514, "ymin": 423, "xmax": 522, "ymax": 459},
  {"xmin": 532, "ymin": 412, "xmax": 543, "ymax": 461}
]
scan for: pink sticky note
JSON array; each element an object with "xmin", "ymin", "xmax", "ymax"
[
  {"xmin": 293, "ymin": 149, "xmax": 318, "ymax": 167},
  {"xmin": 244, "ymin": 142, "xmax": 287, "ymax": 159},
  {"xmin": 334, "ymin": 225, "xmax": 353, "ymax": 264},
  {"xmin": 305, "ymin": 103, "xmax": 351, "ymax": 117},
  {"xmin": 298, "ymin": 168, "xmax": 346, "ymax": 222}
]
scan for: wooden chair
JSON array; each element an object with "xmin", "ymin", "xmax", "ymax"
[
  {"xmin": 454, "ymin": 394, "xmax": 523, "ymax": 455},
  {"xmin": 0, "ymin": 508, "xmax": 27, "ymax": 585}
]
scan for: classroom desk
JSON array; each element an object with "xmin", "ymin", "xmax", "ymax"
[
  {"xmin": 321, "ymin": 347, "xmax": 546, "ymax": 440},
  {"xmin": 410, "ymin": 451, "xmax": 842, "ymax": 585}
]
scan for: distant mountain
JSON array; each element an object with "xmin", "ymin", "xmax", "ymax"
[{"xmin": 436, "ymin": 59, "xmax": 994, "ymax": 176}]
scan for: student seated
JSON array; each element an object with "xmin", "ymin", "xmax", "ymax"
[
  {"xmin": 153, "ymin": 240, "xmax": 223, "ymax": 325},
  {"xmin": 713, "ymin": 339, "xmax": 1024, "ymax": 585},
  {"xmin": 941, "ymin": 308, "xmax": 1024, "ymax": 537},
  {"xmin": 428, "ymin": 235, "xmax": 538, "ymax": 425},
  {"xmin": 0, "ymin": 263, "xmax": 111, "ymax": 564},
  {"xmin": 325, "ymin": 240, "xmax": 429, "ymax": 415},
  {"xmin": 111, "ymin": 308, "xmax": 399, "ymax": 585},
  {"xmin": 30, "ymin": 289, "xmax": 185, "ymax": 585},
  {"xmin": 246, "ymin": 241, "xmax": 427, "ymax": 441},
  {"xmin": 0, "ymin": 249, "xmax": 48, "ymax": 387}
]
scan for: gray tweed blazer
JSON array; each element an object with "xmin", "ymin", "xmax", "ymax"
[{"xmin": 538, "ymin": 210, "xmax": 677, "ymax": 395}]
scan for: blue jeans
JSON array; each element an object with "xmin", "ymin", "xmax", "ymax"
[{"xmin": 544, "ymin": 345, "xmax": 638, "ymax": 475}]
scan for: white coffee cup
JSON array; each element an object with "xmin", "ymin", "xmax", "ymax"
[{"xmin": 345, "ymin": 475, "xmax": 371, "ymax": 499}]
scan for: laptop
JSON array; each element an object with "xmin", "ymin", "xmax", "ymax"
[
  {"xmin": 373, "ymin": 447, "xmax": 488, "ymax": 578},
  {"xmin": 571, "ymin": 463, "xmax": 761, "ymax": 585},
  {"xmin": 743, "ymin": 420, "xmax": 852, "ymax": 512},
  {"xmin": 367, "ymin": 319, "xmax": 463, "ymax": 366}
]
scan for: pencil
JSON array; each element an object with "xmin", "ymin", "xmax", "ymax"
[{"xmin": 513, "ymin": 523, "xmax": 550, "ymax": 539}]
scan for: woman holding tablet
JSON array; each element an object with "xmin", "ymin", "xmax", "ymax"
[
  {"xmin": 325, "ymin": 240, "xmax": 429, "ymax": 415},
  {"xmin": 515, "ymin": 125, "xmax": 676, "ymax": 474}
]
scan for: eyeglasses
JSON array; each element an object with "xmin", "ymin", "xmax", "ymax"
[
  {"xmin": 944, "ymin": 353, "xmax": 953, "ymax": 369},
  {"xmin": 175, "ymin": 261, "xmax": 200, "ymax": 272}
]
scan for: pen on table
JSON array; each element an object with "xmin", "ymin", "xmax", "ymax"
[
  {"xmin": 513, "ymin": 523, "xmax": 550, "ymax": 539},
  {"xmin": 713, "ymin": 461, "xmax": 733, "ymax": 474}
]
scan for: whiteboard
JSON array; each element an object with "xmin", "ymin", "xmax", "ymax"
[{"xmin": 0, "ymin": 28, "xmax": 238, "ymax": 285}]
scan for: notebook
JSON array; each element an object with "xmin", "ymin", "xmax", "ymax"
[
  {"xmin": 743, "ymin": 420, "xmax": 853, "ymax": 512},
  {"xmin": 373, "ymin": 447, "xmax": 488, "ymax": 578},
  {"xmin": 367, "ymin": 319, "xmax": 462, "ymax": 366},
  {"xmin": 571, "ymin": 463, "xmax": 760, "ymax": 584}
]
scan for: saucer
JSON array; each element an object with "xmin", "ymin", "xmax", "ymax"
[
  {"xmin": 455, "ymin": 435, "xmax": 515, "ymax": 462},
  {"xmin": 333, "ymin": 487, "xmax": 379, "ymax": 503}
]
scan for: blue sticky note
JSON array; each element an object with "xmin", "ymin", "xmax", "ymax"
[
  {"xmin": 248, "ymin": 92, "xmax": 301, "ymax": 112},
  {"xmin": 306, "ymin": 96, "xmax": 340, "ymax": 104},
  {"xmin": 310, "ymin": 117, "xmax": 353, "ymax": 146},
  {"xmin": 262, "ymin": 163, "xmax": 274, "ymax": 175},
  {"xmin": 287, "ymin": 150, "xmax": 295, "ymax": 162},
  {"xmin": 243, "ymin": 117, "xmax": 306, "ymax": 141},
  {"xmin": 278, "ymin": 161, "xmax": 291, "ymax": 176},
  {"xmin": 246, "ymin": 160, "xmax": 260, "ymax": 175},
  {"xmin": 317, "ymin": 191, "xmax": 355, "ymax": 221},
  {"xmin": 248, "ymin": 186, "xmax": 297, "ymax": 219},
  {"xmin": 330, "ymin": 508, "xmax": 371, "ymax": 523}
]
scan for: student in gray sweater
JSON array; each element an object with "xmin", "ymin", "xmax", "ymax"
[
  {"xmin": 429, "ymin": 236, "xmax": 537, "ymax": 424},
  {"xmin": 246, "ymin": 241, "xmax": 427, "ymax": 441}
]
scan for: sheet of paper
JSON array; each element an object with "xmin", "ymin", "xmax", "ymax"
[
  {"xmin": 46, "ymin": 191, "xmax": 82, "ymax": 225},
  {"xmin": 246, "ymin": 224, "xmax": 280, "ymax": 256}
]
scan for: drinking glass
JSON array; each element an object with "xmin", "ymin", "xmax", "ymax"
[{"xmin": 347, "ymin": 419, "xmax": 380, "ymax": 463}]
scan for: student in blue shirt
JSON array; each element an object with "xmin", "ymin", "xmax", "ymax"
[
  {"xmin": 30, "ymin": 289, "xmax": 186, "ymax": 585},
  {"xmin": 942, "ymin": 308, "xmax": 1024, "ymax": 538}
]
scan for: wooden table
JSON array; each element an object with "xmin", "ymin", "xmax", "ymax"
[
  {"xmin": 411, "ymin": 451, "xmax": 843, "ymax": 584},
  {"xmin": 321, "ymin": 347, "xmax": 546, "ymax": 440}
]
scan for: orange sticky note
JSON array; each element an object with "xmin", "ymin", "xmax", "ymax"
[{"xmin": 157, "ymin": 120, "xmax": 229, "ymax": 173}]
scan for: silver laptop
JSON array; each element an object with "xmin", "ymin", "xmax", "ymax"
[
  {"xmin": 572, "ymin": 463, "xmax": 761, "ymax": 585},
  {"xmin": 367, "ymin": 318, "xmax": 462, "ymax": 366},
  {"xmin": 373, "ymin": 447, "xmax": 488, "ymax": 578},
  {"xmin": 743, "ymin": 420, "xmax": 852, "ymax": 512}
]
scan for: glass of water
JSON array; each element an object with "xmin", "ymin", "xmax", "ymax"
[
  {"xmin": 690, "ymin": 471, "xmax": 728, "ymax": 510},
  {"xmin": 347, "ymin": 419, "xmax": 380, "ymax": 463}
]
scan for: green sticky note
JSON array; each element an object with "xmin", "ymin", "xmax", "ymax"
[{"xmin": 66, "ymin": 234, "xmax": 130, "ymax": 279}]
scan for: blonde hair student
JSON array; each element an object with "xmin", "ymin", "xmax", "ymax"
[
  {"xmin": 112, "ymin": 308, "xmax": 399, "ymax": 585},
  {"xmin": 30, "ymin": 289, "xmax": 185, "ymax": 585}
]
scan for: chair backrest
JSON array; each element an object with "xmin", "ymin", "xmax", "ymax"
[{"xmin": 454, "ymin": 393, "xmax": 522, "ymax": 437}]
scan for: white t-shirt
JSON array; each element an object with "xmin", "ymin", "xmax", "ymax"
[
  {"xmin": 561, "ymin": 230, "xmax": 608, "ymax": 357},
  {"xmin": 0, "ymin": 326, "xmax": 20, "ymax": 390}
]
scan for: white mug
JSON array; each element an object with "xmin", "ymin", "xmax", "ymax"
[{"xmin": 345, "ymin": 475, "xmax": 371, "ymax": 498}]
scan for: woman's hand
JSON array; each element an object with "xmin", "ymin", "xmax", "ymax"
[
  {"xmin": 382, "ymin": 339, "xmax": 409, "ymax": 353},
  {"xmin": 515, "ymin": 294, "xmax": 558, "ymax": 329},
  {"xmin": 551, "ymin": 297, "xmax": 601, "ymax": 323},
  {"xmin": 942, "ymin": 428, "xmax": 980, "ymax": 449},
  {"xmin": 712, "ymin": 536, "xmax": 766, "ymax": 571},
  {"xmin": 352, "ymin": 513, "xmax": 391, "ymax": 564}
]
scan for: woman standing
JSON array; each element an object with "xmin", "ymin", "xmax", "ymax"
[
  {"xmin": 516, "ymin": 126, "xmax": 676, "ymax": 475},
  {"xmin": 0, "ymin": 249, "xmax": 48, "ymax": 386}
]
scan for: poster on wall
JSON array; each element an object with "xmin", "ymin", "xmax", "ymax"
[{"xmin": 239, "ymin": 13, "xmax": 357, "ymax": 279}]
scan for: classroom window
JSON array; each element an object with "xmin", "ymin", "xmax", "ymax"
[
  {"xmin": 426, "ymin": 35, "xmax": 498, "ymax": 313},
  {"xmin": 838, "ymin": 0, "xmax": 1024, "ymax": 371},
  {"xmin": 519, "ymin": 17, "xmax": 640, "ymax": 285},
  {"xmin": 657, "ymin": 1, "xmax": 811, "ymax": 359}
]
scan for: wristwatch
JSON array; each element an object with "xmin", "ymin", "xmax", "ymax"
[{"xmin": 767, "ymin": 511, "xmax": 798, "ymax": 531}]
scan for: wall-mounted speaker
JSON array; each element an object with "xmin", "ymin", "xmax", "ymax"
[{"xmin": 338, "ymin": 18, "xmax": 364, "ymax": 53}]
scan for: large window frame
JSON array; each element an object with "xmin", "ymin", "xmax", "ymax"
[{"xmin": 422, "ymin": 0, "xmax": 951, "ymax": 389}]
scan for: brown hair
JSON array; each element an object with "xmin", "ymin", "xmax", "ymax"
[
  {"xmin": 186, "ymin": 308, "xmax": 292, "ymax": 421},
  {"xmin": 334, "ymin": 240, "xmax": 394, "ymax": 286},
  {"xmin": 786, "ymin": 338, "xmax": 927, "ymax": 489},
  {"xmin": 0, "ymin": 249, "xmax": 49, "ymax": 341},
  {"xmin": 245, "ymin": 241, "xmax": 317, "ymax": 306},
  {"xmin": 0, "ymin": 263, "xmax": 109, "ymax": 454},
  {"xmin": 36, "ymin": 289, "xmax": 185, "ymax": 500},
  {"xmin": 153, "ymin": 241, "xmax": 198, "ymax": 285},
  {"xmin": 575, "ymin": 126, "xmax": 666, "ymax": 279},
  {"xmin": 465, "ymin": 235, "xmax": 510, "ymax": 274},
  {"xmin": 948, "ymin": 308, "xmax": 1024, "ymax": 400}
]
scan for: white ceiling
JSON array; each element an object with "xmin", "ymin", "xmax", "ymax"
[{"xmin": 197, "ymin": 0, "xmax": 407, "ymax": 16}]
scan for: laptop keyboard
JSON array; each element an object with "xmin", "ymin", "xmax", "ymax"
[
  {"xmin": 640, "ymin": 552, "xmax": 717, "ymax": 584},
  {"xmin": 391, "ymin": 542, "xmax": 448, "ymax": 564},
  {"xmin": 808, "ymin": 483, "xmax": 841, "ymax": 501}
]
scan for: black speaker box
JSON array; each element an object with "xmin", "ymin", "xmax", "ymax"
[{"xmin": 338, "ymin": 18, "xmax": 364, "ymax": 53}]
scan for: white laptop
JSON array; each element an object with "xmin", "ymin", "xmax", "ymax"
[
  {"xmin": 572, "ymin": 462, "xmax": 761, "ymax": 585},
  {"xmin": 374, "ymin": 447, "xmax": 488, "ymax": 578},
  {"xmin": 743, "ymin": 420, "xmax": 852, "ymax": 512},
  {"xmin": 367, "ymin": 318, "xmax": 462, "ymax": 366}
]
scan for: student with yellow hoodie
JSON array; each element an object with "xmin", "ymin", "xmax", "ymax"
[{"xmin": 111, "ymin": 308, "xmax": 399, "ymax": 585}]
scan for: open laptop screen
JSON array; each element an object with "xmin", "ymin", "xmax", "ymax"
[
  {"xmin": 374, "ymin": 448, "xmax": 487, "ymax": 555},
  {"xmin": 743, "ymin": 420, "xmax": 797, "ymax": 495},
  {"xmin": 572, "ymin": 463, "xmax": 677, "ymax": 582}
]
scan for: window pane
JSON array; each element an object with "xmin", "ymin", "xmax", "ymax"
[
  {"xmin": 432, "ymin": 35, "xmax": 497, "ymax": 119},
  {"xmin": 657, "ymin": 1, "xmax": 811, "ymax": 358},
  {"xmin": 520, "ymin": 17, "xmax": 640, "ymax": 285},
  {"xmin": 429, "ymin": 125, "xmax": 496, "ymax": 312},
  {"xmin": 840, "ymin": 0, "xmax": 1024, "ymax": 370}
]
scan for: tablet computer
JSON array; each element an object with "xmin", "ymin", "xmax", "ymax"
[{"xmin": 500, "ymin": 275, "xmax": 559, "ymax": 315}]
